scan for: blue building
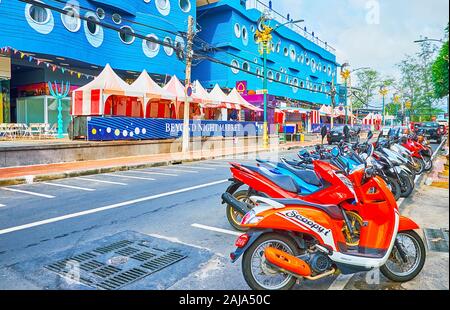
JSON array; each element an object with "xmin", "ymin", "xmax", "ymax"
[
  {"xmin": 0, "ymin": 0, "xmax": 195, "ymax": 125},
  {"xmin": 193, "ymin": 0, "xmax": 338, "ymax": 107}
]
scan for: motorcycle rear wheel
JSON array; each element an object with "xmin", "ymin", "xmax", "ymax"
[
  {"xmin": 226, "ymin": 190, "xmax": 253, "ymax": 231},
  {"xmin": 242, "ymin": 233, "xmax": 299, "ymax": 290},
  {"xmin": 381, "ymin": 230, "xmax": 426, "ymax": 282}
]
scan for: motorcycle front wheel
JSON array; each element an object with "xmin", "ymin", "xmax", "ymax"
[
  {"xmin": 399, "ymin": 172, "xmax": 415, "ymax": 198},
  {"xmin": 380, "ymin": 230, "xmax": 426, "ymax": 282},
  {"xmin": 411, "ymin": 157, "xmax": 425, "ymax": 174},
  {"xmin": 242, "ymin": 233, "xmax": 300, "ymax": 290},
  {"xmin": 226, "ymin": 190, "xmax": 253, "ymax": 231},
  {"xmin": 383, "ymin": 176, "xmax": 402, "ymax": 201},
  {"xmin": 423, "ymin": 156, "xmax": 433, "ymax": 172}
]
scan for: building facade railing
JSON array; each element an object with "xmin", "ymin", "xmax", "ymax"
[{"xmin": 245, "ymin": 0, "xmax": 336, "ymax": 53}]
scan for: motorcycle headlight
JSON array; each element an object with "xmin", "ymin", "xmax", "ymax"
[{"xmin": 336, "ymin": 173, "xmax": 359, "ymax": 203}]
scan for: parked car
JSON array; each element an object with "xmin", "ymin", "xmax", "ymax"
[
  {"xmin": 416, "ymin": 122, "xmax": 444, "ymax": 143},
  {"xmin": 326, "ymin": 126, "xmax": 359, "ymax": 144}
]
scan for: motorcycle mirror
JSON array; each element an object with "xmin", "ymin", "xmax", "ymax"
[{"xmin": 331, "ymin": 147, "xmax": 340, "ymax": 158}]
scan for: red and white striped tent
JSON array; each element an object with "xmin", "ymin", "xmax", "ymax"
[
  {"xmin": 163, "ymin": 75, "xmax": 203, "ymax": 119},
  {"xmin": 130, "ymin": 70, "xmax": 176, "ymax": 118},
  {"xmin": 362, "ymin": 113, "xmax": 375, "ymax": 125},
  {"xmin": 209, "ymin": 84, "xmax": 240, "ymax": 110},
  {"xmin": 319, "ymin": 105, "xmax": 333, "ymax": 116},
  {"xmin": 228, "ymin": 88, "xmax": 263, "ymax": 112},
  {"xmin": 72, "ymin": 64, "xmax": 142, "ymax": 116},
  {"xmin": 310, "ymin": 109, "xmax": 321, "ymax": 124}
]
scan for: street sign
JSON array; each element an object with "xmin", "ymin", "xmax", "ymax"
[{"xmin": 186, "ymin": 85, "xmax": 193, "ymax": 97}]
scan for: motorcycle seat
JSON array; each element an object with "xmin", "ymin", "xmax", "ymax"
[
  {"xmin": 272, "ymin": 198, "xmax": 344, "ymax": 220},
  {"xmin": 243, "ymin": 165, "xmax": 300, "ymax": 194},
  {"xmin": 277, "ymin": 163, "xmax": 322, "ymax": 187}
]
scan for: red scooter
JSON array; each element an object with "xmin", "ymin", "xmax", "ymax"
[
  {"xmin": 223, "ymin": 143, "xmax": 425, "ymax": 290},
  {"xmin": 400, "ymin": 133, "xmax": 433, "ymax": 172}
]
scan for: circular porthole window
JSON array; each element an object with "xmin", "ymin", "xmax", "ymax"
[
  {"xmin": 276, "ymin": 72, "xmax": 282, "ymax": 81},
  {"xmin": 163, "ymin": 37, "xmax": 174, "ymax": 56},
  {"xmin": 253, "ymin": 58, "xmax": 258, "ymax": 64},
  {"xmin": 242, "ymin": 62, "xmax": 250, "ymax": 72},
  {"xmin": 112, "ymin": 13, "xmax": 122, "ymax": 24},
  {"xmin": 300, "ymin": 55, "xmax": 304, "ymax": 63},
  {"xmin": 251, "ymin": 25, "xmax": 256, "ymax": 33},
  {"xmin": 276, "ymin": 41, "xmax": 281, "ymax": 53},
  {"xmin": 29, "ymin": 3, "xmax": 50, "ymax": 24},
  {"xmin": 292, "ymin": 78, "xmax": 299, "ymax": 93},
  {"xmin": 284, "ymin": 47, "xmax": 289, "ymax": 57},
  {"xmin": 143, "ymin": 34, "xmax": 160, "ymax": 58},
  {"xmin": 96, "ymin": 8, "xmax": 105, "ymax": 19},
  {"xmin": 25, "ymin": 1, "xmax": 54, "ymax": 34},
  {"xmin": 256, "ymin": 68, "xmax": 261, "ymax": 77},
  {"xmin": 234, "ymin": 23, "xmax": 241, "ymax": 38},
  {"xmin": 61, "ymin": 6, "xmax": 80, "ymax": 33},
  {"xmin": 305, "ymin": 57, "xmax": 310, "ymax": 65},
  {"xmin": 290, "ymin": 48, "xmax": 296, "ymax": 62},
  {"xmin": 253, "ymin": 33, "xmax": 259, "ymax": 43},
  {"xmin": 179, "ymin": 0, "xmax": 191, "ymax": 13},
  {"xmin": 231, "ymin": 59, "xmax": 240, "ymax": 74},
  {"xmin": 156, "ymin": 0, "xmax": 171, "ymax": 16},
  {"xmin": 119, "ymin": 26, "xmax": 135, "ymax": 44},
  {"xmin": 300, "ymin": 81, "xmax": 305, "ymax": 88},
  {"xmin": 84, "ymin": 12, "xmax": 103, "ymax": 47},
  {"xmin": 174, "ymin": 35, "xmax": 186, "ymax": 59},
  {"xmin": 311, "ymin": 59, "xmax": 316, "ymax": 72},
  {"xmin": 328, "ymin": 66, "xmax": 332, "ymax": 75},
  {"xmin": 242, "ymin": 26, "xmax": 248, "ymax": 45},
  {"xmin": 267, "ymin": 70, "xmax": 274, "ymax": 82},
  {"xmin": 86, "ymin": 15, "xmax": 98, "ymax": 35}
]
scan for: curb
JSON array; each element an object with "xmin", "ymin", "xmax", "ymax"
[{"xmin": 0, "ymin": 142, "xmax": 315, "ymax": 187}]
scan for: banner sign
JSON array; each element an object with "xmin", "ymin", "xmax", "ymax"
[
  {"xmin": 87, "ymin": 117, "xmax": 264, "ymax": 141},
  {"xmin": 311, "ymin": 123, "xmax": 371, "ymax": 133}
]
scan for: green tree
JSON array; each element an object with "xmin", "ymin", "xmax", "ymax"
[
  {"xmin": 397, "ymin": 41, "xmax": 441, "ymax": 121},
  {"xmin": 353, "ymin": 69, "xmax": 380, "ymax": 109},
  {"xmin": 432, "ymin": 24, "xmax": 449, "ymax": 99}
]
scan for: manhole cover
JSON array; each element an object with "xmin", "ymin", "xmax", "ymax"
[
  {"xmin": 423, "ymin": 228, "xmax": 449, "ymax": 253},
  {"xmin": 45, "ymin": 239, "xmax": 187, "ymax": 290}
]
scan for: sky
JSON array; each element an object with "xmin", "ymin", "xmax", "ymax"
[{"xmin": 272, "ymin": 0, "xmax": 449, "ymax": 81}]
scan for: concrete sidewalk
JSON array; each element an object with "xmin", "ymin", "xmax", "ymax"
[{"xmin": 0, "ymin": 140, "xmax": 317, "ymax": 186}]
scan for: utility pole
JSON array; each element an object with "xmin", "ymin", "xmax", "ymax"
[
  {"xmin": 330, "ymin": 78, "xmax": 336, "ymax": 129},
  {"xmin": 182, "ymin": 15, "xmax": 195, "ymax": 154}
]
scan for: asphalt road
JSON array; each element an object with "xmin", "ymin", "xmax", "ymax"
[{"xmin": 0, "ymin": 143, "xmax": 442, "ymax": 290}]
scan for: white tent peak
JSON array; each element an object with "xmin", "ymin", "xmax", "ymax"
[{"xmin": 130, "ymin": 70, "xmax": 174, "ymax": 99}]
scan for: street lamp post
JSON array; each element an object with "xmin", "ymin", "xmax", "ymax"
[
  {"xmin": 380, "ymin": 86, "xmax": 389, "ymax": 126},
  {"xmin": 256, "ymin": 17, "xmax": 303, "ymax": 149}
]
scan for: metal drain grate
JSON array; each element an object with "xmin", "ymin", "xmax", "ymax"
[
  {"xmin": 424, "ymin": 228, "xmax": 449, "ymax": 252},
  {"xmin": 45, "ymin": 239, "xmax": 187, "ymax": 290}
]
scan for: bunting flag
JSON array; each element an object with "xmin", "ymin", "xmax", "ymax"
[{"xmin": 0, "ymin": 46, "xmax": 96, "ymax": 80}]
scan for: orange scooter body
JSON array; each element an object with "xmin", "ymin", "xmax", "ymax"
[{"xmin": 241, "ymin": 163, "xmax": 409, "ymax": 256}]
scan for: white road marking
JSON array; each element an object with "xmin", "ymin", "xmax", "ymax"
[
  {"xmin": 76, "ymin": 177, "xmax": 128, "ymax": 186},
  {"xmin": 328, "ymin": 274, "xmax": 354, "ymax": 290},
  {"xmin": 176, "ymin": 165, "xmax": 215, "ymax": 171},
  {"xmin": 42, "ymin": 183, "xmax": 96, "ymax": 192},
  {"xmin": 202, "ymin": 163, "xmax": 231, "ymax": 168},
  {"xmin": 152, "ymin": 168, "xmax": 199, "ymax": 174},
  {"xmin": 103, "ymin": 173, "xmax": 155, "ymax": 181},
  {"xmin": 191, "ymin": 223, "xmax": 242, "ymax": 236},
  {"xmin": 1, "ymin": 188, "xmax": 55, "ymax": 199},
  {"xmin": 128, "ymin": 171, "xmax": 178, "ymax": 177},
  {"xmin": 0, "ymin": 179, "xmax": 228, "ymax": 236}
]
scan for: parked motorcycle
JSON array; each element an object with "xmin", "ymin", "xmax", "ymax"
[{"xmin": 224, "ymin": 142, "xmax": 426, "ymax": 290}]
